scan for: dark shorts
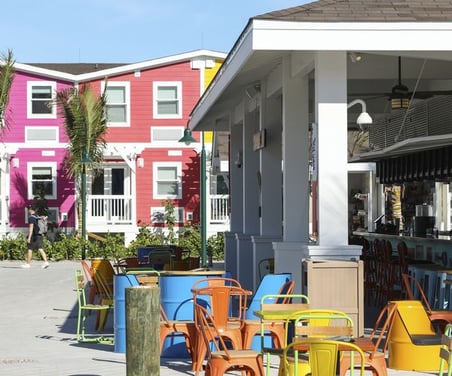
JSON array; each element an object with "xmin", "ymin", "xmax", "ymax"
[{"xmin": 28, "ymin": 235, "xmax": 43, "ymax": 250}]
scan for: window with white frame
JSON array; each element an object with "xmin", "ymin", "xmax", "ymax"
[
  {"xmin": 102, "ymin": 81, "xmax": 130, "ymax": 126},
  {"xmin": 25, "ymin": 126, "xmax": 59, "ymax": 145},
  {"xmin": 28, "ymin": 162, "xmax": 57, "ymax": 199},
  {"xmin": 26, "ymin": 207, "xmax": 58, "ymax": 223},
  {"xmin": 153, "ymin": 162, "xmax": 182, "ymax": 199},
  {"xmin": 151, "ymin": 126, "xmax": 185, "ymax": 145},
  {"xmin": 153, "ymin": 82, "xmax": 182, "ymax": 119},
  {"xmin": 27, "ymin": 81, "xmax": 57, "ymax": 119},
  {"xmin": 150, "ymin": 206, "xmax": 184, "ymax": 224}
]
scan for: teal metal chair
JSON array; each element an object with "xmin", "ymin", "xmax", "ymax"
[{"xmin": 74, "ymin": 269, "xmax": 113, "ymax": 343}]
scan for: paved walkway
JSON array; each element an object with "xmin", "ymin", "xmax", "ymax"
[{"xmin": 0, "ymin": 260, "xmax": 438, "ymax": 375}]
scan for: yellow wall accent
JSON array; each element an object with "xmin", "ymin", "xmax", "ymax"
[{"xmin": 202, "ymin": 59, "xmax": 224, "ymax": 144}]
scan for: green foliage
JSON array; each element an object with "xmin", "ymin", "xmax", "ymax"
[
  {"xmin": 44, "ymin": 233, "xmax": 82, "ymax": 260},
  {"xmin": 0, "ymin": 49, "xmax": 15, "ymax": 130},
  {"xmin": 0, "ymin": 196, "xmax": 225, "ymax": 262},
  {"xmin": 207, "ymin": 232, "xmax": 225, "ymax": 261},
  {"xmin": 0, "ymin": 233, "xmax": 27, "ymax": 260}
]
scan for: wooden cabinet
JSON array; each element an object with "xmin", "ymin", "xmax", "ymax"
[{"xmin": 302, "ymin": 259, "xmax": 364, "ymax": 336}]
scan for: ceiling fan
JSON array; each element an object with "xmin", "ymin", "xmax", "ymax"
[{"xmin": 350, "ymin": 56, "xmax": 452, "ymax": 108}]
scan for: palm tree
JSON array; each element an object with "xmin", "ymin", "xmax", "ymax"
[
  {"xmin": 0, "ymin": 49, "xmax": 15, "ymax": 129},
  {"xmin": 57, "ymin": 84, "xmax": 108, "ymax": 258}
]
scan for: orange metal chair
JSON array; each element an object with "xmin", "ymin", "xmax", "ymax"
[
  {"xmin": 339, "ymin": 301, "xmax": 398, "ymax": 376},
  {"xmin": 241, "ymin": 280, "xmax": 297, "ymax": 349},
  {"xmin": 194, "ymin": 303, "xmax": 264, "ymax": 376},
  {"xmin": 401, "ymin": 272, "xmax": 452, "ymax": 331},
  {"xmin": 192, "ymin": 284, "xmax": 249, "ymax": 374},
  {"xmin": 80, "ymin": 260, "xmax": 98, "ymax": 306},
  {"xmin": 159, "ymin": 304, "xmax": 196, "ymax": 361}
]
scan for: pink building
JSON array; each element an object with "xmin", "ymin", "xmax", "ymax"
[{"xmin": 1, "ymin": 50, "xmax": 227, "ymax": 244}]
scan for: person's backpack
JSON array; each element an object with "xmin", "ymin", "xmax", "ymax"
[{"xmin": 33, "ymin": 215, "xmax": 48, "ymax": 235}]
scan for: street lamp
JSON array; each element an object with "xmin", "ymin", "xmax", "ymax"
[
  {"xmin": 81, "ymin": 148, "xmax": 91, "ymax": 260},
  {"xmin": 179, "ymin": 126, "xmax": 207, "ymax": 268}
]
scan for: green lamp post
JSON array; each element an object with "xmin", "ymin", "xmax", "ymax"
[
  {"xmin": 179, "ymin": 126, "xmax": 207, "ymax": 268},
  {"xmin": 81, "ymin": 148, "xmax": 91, "ymax": 260}
]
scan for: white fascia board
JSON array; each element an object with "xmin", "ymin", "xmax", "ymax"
[
  {"xmin": 252, "ymin": 20, "xmax": 452, "ymax": 52},
  {"xmin": 14, "ymin": 62, "xmax": 75, "ymax": 82},
  {"xmin": 77, "ymin": 49, "xmax": 227, "ymax": 82},
  {"xmin": 189, "ymin": 27, "xmax": 254, "ymax": 129}
]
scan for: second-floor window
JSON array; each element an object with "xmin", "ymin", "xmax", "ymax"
[
  {"xmin": 28, "ymin": 163, "xmax": 57, "ymax": 199},
  {"xmin": 153, "ymin": 82, "xmax": 182, "ymax": 119},
  {"xmin": 153, "ymin": 162, "xmax": 182, "ymax": 199},
  {"xmin": 27, "ymin": 81, "xmax": 57, "ymax": 119},
  {"xmin": 103, "ymin": 81, "xmax": 130, "ymax": 126}
]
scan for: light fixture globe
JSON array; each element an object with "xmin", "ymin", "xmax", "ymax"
[{"xmin": 356, "ymin": 111, "xmax": 373, "ymax": 126}]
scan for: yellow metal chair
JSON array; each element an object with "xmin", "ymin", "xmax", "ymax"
[
  {"xmin": 281, "ymin": 339, "xmax": 365, "ymax": 376},
  {"xmin": 74, "ymin": 269, "xmax": 113, "ymax": 343},
  {"xmin": 281, "ymin": 309, "xmax": 355, "ymax": 376},
  {"xmin": 92, "ymin": 270, "xmax": 114, "ymax": 331},
  {"xmin": 439, "ymin": 323, "xmax": 452, "ymax": 376}
]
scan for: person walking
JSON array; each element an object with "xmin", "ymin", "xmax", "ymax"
[{"xmin": 22, "ymin": 204, "xmax": 49, "ymax": 269}]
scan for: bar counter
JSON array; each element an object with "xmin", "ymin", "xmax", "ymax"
[{"xmin": 353, "ymin": 231, "xmax": 452, "ymax": 267}]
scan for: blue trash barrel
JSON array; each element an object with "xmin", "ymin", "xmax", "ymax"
[
  {"xmin": 114, "ymin": 274, "xmax": 139, "ymax": 353},
  {"xmin": 160, "ymin": 275, "xmax": 201, "ymax": 358}
]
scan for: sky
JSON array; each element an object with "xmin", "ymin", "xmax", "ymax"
[{"xmin": 1, "ymin": 0, "xmax": 309, "ymax": 64}]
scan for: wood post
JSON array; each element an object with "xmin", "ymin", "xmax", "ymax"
[{"xmin": 126, "ymin": 286, "xmax": 160, "ymax": 376}]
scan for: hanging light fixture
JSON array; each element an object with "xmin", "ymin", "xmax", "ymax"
[
  {"xmin": 178, "ymin": 126, "xmax": 197, "ymax": 145},
  {"xmin": 390, "ymin": 56, "xmax": 410, "ymax": 110},
  {"xmin": 347, "ymin": 99, "xmax": 373, "ymax": 129}
]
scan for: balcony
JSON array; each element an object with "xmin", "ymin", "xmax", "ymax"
[
  {"xmin": 86, "ymin": 194, "xmax": 230, "ymax": 226},
  {"xmin": 87, "ymin": 195, "xmax": 133, "ymax": 225},
  {"xmin": 209, "ymin": 195, "xmax": 230, "ymax": 223}
]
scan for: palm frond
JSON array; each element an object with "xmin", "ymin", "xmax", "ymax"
[
  {"xmin": 57, "ymin": 83, "xmax": 108, "ymax": 178},
  {"xmin": 0, "ymin": 49, "xmax": 15, "ymax": 129}
]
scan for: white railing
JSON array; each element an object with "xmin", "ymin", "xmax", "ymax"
[
  {"xmin": 85, "ymin": 194, "xmax": 229, "ymax": 226},
  {"xmin": 87, "ymin": 195, "xmax": 133, "ymax": 224},
  {"xmin": 209, "ymin": 195, "xmax": 229, "ymax": 223}
]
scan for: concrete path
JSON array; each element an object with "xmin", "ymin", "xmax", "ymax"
[{"xmin": 0, "ymin": 260, "xmax": 438, "ymax": 375}]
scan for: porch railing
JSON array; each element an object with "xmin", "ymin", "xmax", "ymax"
[
  {"xmin": 86, "ymin": 194, "xmax": 229, "ymax": 225},
  {"xmin": 87, "ymin": 195, "xmax": 133, "ymax": 224},
  {"xmin": 209, "ymin": 195, "xmax": 229, "ymax": 223}
]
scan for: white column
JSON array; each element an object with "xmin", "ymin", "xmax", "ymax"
[
  {"xmin": 230, "ymin": 122, "xmax": 243, "ymax": 233},
  {"xmin": 243, "ymin": 108, "xmax": 260, "ymax": 235},
  {"xmin": 282, "ymin": 57, "xmax": 310, "ymax": 242},
  {"xmin": 260, "ymin": 87, "xmax": 283, "ymax": 237},
  {"xmin": 315, "ymin": 51, "xmax": 349, "ymax": 246}
]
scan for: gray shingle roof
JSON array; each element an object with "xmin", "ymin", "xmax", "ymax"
[
  {"xmin": 27, "ymin": 63, "xmax": 125, "ymax": 75},
  {"xmin": 255, "ymin": 0, "xmax": 452, "ymax": 22}
]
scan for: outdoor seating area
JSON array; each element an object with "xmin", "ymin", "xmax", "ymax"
[
  {"xmin": 0, "ymin": 260, "xmax": 447, "ymax": 376},
  {"xmin": 71, "ymin": 256, "xmax": 452, "ymax": 375}
]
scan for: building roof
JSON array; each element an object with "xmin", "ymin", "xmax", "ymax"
[
  {"xmin": 28, "ymin": 63, "xmax": 124, "ymax": 75},
  {"xmin": 256, "ymin": 0, "xmax": 452, "ymax": 22}
]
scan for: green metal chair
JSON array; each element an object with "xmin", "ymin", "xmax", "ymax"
[
  {"xmin": 439, "ymin": 323, "xmax": 452, "ymax": 376},
  {"xmin": 74, "ymin": 269, "xmax": 113, "ymax": 343}
]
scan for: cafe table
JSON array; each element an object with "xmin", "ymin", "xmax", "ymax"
[{"xmin": 254, "ymin": 304, "xmax": 310, "ymax": 375}]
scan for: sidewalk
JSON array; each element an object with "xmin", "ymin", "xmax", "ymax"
[{"xmin": 0, "ymin": 260, "xmax": 438, "ymax": 375}]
